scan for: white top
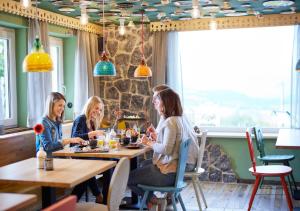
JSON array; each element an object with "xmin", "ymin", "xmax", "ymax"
[{"xmin": 155, "ymin": 116, "xmax": 199, "ymax": 166}]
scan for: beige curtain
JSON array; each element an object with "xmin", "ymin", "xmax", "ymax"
[
  {"xmin": 27, "ymin": 20, "xmax": 52, "ymax": 127},
  {"xmin": 150, "ymin": 31, "xmax": 168, "ymax": 126},
  {"xmin": 74, "ymin": 30, "xmax": 99, "ymax": 117}
]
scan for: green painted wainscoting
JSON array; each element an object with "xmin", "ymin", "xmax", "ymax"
[{"xmin": 209, "ymin": 137, "xmax": 300, "ymax": 182}]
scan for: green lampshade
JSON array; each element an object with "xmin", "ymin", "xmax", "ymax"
[
  {"xmin": 93, "ymin": 51, "xmax": 116, "ymax": 77},
  {"xmin": 296, "ymin": 59, "xmax": 300, "ymax": 72}
]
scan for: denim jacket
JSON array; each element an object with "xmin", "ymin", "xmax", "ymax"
[{"xmin": 36, "ymin": 116, "xmax": 63, "ymax": 156}]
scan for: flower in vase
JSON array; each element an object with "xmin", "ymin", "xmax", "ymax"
[{"xmin": 33, "ymin": 124, "xmax": 44, "ymax": 135}]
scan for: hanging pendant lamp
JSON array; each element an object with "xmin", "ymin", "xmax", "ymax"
[
  {"xmin": 93, "ymin": 0, "xmax": 116, "ymax": 77},
  {"xmin": 23, "ymin": 0, "xmax": 53, "ymax": 72},
  {"xmin": 134, "ymin": 12, "xmax": 152, "ymax": 78},
  {"xmin": 23, "ymin": 36, "xmax": 53, "ymax": 72}
]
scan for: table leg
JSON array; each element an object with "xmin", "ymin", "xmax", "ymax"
[
  {"xmin": 42, "ymin": 187, "xmax": 56, "ymax": 208},
  {"xmin": 130, "ymin": 157, "xmax": 138, "ymax": 204}
]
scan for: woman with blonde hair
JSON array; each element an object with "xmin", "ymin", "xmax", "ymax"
[
  {"xmin": 71, "ymin": 96, "xmax": 105, "ymax": 140},
  {"xmin": 70, "ymin": 96, "xmax": 105, "ymax": 203}
]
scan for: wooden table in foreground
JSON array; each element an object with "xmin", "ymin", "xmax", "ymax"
[
  {"xmin": 53, "ymin": 146, "xmax": 151, "ymax": 209},
  {"xmin": 276, "ymin": 129, "xmax": 300, "ymax": 149},
  {"xmin": 0, "ymin": 193, "xmax": 37, "ymax": 211},
  {"xmin": 0, "ymin": 158, "xmax": 116, "ymax": 208}
]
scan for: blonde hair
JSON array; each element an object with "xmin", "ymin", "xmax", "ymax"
[
  {"xmin": 44, "ymin": 92, "xmax": 66, "ymax": 123},
  {"xmin": 82, "ymin": 96, "xmax": 104, "ymax": 130}
]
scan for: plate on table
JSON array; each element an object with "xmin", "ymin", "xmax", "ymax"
[
  {"xmin": 72, "ymin": 146, "xmax": 109, "ymax": 153},
  {"xmin": 125, "ymin": 144, "xmax": 142, "ymax": 149}
]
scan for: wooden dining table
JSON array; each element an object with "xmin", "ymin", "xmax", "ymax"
[
  {"xmin": 0, "ymin": 158, "xmax": 116, "ymax": 208},
  {"xmin": 0, "ymin": 193, "xmax": 37, "ymax": 211},
  {"xmin": 53, "ymin": 146, "xmax": 151, "ymax": 209},
  {"xmin": 276, "ymin": 128, "xmax": 300, "ymax": 149},
  {"xmin": 276, "ymin": 128, "xmax": 300, "ymax": 201}
]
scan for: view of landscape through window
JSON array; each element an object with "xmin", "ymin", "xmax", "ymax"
[{"xmin": 179, "ymin": 26, "xmax": 294, "ymax": 130}]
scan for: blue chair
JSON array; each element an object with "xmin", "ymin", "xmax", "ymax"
[{"xmin": 138, "ymin": 138, "xmax": 191, "ymax": 211}]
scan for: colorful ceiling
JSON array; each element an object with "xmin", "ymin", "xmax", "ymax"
[{"xmin": 16, "ymin": 0, "xmax": 300, "ymax": 25}]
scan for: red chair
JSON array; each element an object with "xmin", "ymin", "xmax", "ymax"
[
  {"xmin": 246, "ymin": 128, "xmax": 293, "ymax": 211},
  {"xmin": 42, "ymin": 196, "xmax": 77, "ymax": 211}
]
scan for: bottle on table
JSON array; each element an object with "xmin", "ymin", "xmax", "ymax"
[{"xmin": 36, "ymin": 142, "xmax": 46, "ymax": 169}]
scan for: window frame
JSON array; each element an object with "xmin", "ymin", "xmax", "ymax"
[
  {"xmin": 0, "ymin": 27, "xmax": 17, "ymax": 127},
  {"xmin": 49, "ymin": 36, "xmax": 64, "ymax": 93}
]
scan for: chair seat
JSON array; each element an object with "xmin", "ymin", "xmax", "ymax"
[
  {"xmin": 76, "ymin": 202, "xmax": 107, "ymax": 211},
  {"xmin": 249, "ymin": 165, "xmax": 292, "ymax": 176},
  {"xmin": 138, "ymin": 182, "xmax": 186, "ymax": 193},
  {"xmin": 258, "ymin": 154, "xmax": 295, "ymax": 162},
  {"xmin": 185, "ymin": 167, "xmax": 205, "ymax": 177}
]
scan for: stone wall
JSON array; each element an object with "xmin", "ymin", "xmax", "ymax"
[
  {"xmin": 200, "ymin": 142, "xmax": 237, "ymax": 183},
  {"xmin": 95, "ymin": 25, "xmax": 153, "ymax": 124}
]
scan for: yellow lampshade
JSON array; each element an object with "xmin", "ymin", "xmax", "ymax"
[
  {"xmin": 23, "ymin": 37, "xmax": 53, "ymax": 72},
  {"xmin": 134, "ymin": 59, "xmax": 152, "ymax": 77}
]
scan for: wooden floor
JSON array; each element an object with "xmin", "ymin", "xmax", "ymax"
[{"xmin": 80, "ymin": 181, "xmax": 300, "ymax": 211}]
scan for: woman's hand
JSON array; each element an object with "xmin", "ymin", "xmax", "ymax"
[
  {"xmin": 141, "ymin": 135, "xmax": 154, "ymax": 147},
  {"xmin": 62, "ymin": 137, "xmax": 84, "ymax": 145},
  {"xmin": 149, "ymin": 132, "xmax": 157, "ymax": 141},
  {"xmin": 88, "ymin": 130, "xmax": 105, "ymax": 139},
  {"xmin": 146, "ymin": 124, "xmax": 155, "ymax": 134}
]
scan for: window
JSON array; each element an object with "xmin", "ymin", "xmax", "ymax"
[
  {"xmin": 0, "ymin": 27, "xmax": 17, "ymax": 127},
  {"xmin": 179, "ymin": 26, "xmax": 294, "ymax": 132},
  {"xmin": 49, "ymin": 36, "xmax": 64, "ymax": 93}
]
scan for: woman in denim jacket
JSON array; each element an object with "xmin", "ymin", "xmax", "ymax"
[{"xmin": 36, "ymin": 92, "xmax": 84, "ymax": 156}]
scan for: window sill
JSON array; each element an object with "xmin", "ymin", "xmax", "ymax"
[{"xmin": 198, "ymin": 131, "xmax": 278, "ymax": 139}]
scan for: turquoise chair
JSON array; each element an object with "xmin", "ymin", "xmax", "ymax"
[
  {"xmin": 138, "ymin": 138, "xmax": 190, "ymax": 211},
  {"xmin": 253, "ymin": 127, "xmax": 297, "ymax": 191}
]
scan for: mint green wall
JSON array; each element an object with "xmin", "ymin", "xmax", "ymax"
[
  {"xmin": 63, "ymin": 37, "xmax": 76, "ymax": 120},
  {"xmin": 15, "ymin": 28, "xmax": 28, "ymax": 126},
  {"xmin": 209, "ymin": 137, "xmax": 300, "ymax": 181}
]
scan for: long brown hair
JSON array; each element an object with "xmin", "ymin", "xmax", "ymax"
[
  {"xmin": 44, "ymin": 92, "xmax": 66, "ymax": 122},
  {"xmin": 156, "ymin": 88, "xmax": 183, "ymax": 118}
]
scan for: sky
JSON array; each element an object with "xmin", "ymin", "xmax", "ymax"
[{"xmin": 179, "ymin": 26, "xmax": 294, "ymax": 99}]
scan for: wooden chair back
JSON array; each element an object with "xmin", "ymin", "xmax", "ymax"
[
  {"xmin": 246, "ymin": 128, "xmax": 257, "ymax": 172},
  {"xmin": 43, "ymin": 196, "xmax": 76, "ymax": 211},
  {"xmin": 107, "ymin": 157, "xmax": 130, "ymax": 211},
  {"xmin": 175, "ymin": 138, "xmax": 191, "ymax": 188},
  {"xmin": 196, "ymin": 130, "xmax": 207, "ymax": 170},
  {"xmin": 253, "ymin": 127, "xmax": 266, "ymax": 158}
]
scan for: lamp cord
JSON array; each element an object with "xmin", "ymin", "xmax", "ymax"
[
  {"xmin": 102, "ymin": 0, "xmax": 105, "ymax": 52},
  {"xmin": 141, "ymin": 12, "xmax": 144, "ymax": 58},
  {"xmin": 35, "ymin": 0, "xmax": 40, "ymax": 38}
]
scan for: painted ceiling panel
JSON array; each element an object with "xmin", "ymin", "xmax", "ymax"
[{"xmin": 15, "ymin": 0, "xmax": 299, "ymax": 25}]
